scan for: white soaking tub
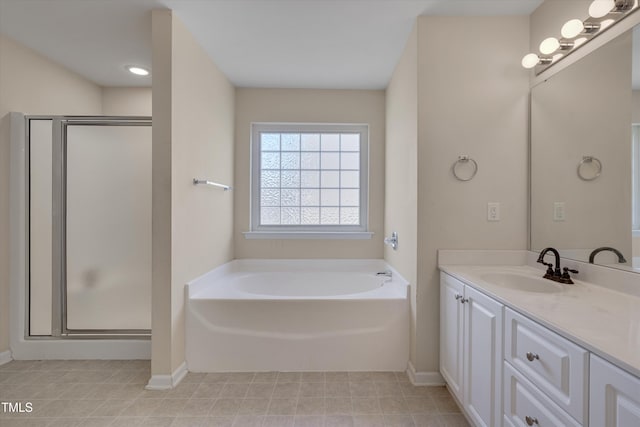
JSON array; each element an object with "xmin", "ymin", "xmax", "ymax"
[{"xmin": 185, "ymin": 259, "xmax": 410, "ymax": 372}]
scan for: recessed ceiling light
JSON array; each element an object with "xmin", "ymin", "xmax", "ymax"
[{"xmin": 126, "ymin": 66, "xmax": 150, "ymax": 76}]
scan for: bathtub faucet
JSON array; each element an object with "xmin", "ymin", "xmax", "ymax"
[{"xmin": 376, "ymin": 270, "xmax": 392, "ymax": 278}]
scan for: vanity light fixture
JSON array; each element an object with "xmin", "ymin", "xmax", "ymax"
[
  {"xmin": 126, "ymin": 66, "xmax": 150, "ymax": 76},
  {"xmin": 599, "ymin": 18, "xmax": 616, "ymax": 29},
  {"xmin": 521, "ymin": 0, "xmax": 638, "ymax": 72}
]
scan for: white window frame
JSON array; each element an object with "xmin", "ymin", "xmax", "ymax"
[{"xmin": 245, "ymin": 123, "xmax": 371, "ymax": 239}]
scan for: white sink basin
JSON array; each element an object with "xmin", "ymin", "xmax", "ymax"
[{"xmin": 480, "ymin": 272, "xmax": 564, "ymax": 293}]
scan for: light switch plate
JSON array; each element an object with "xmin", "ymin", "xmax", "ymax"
[
  {"xmin": 553, "ymin": 202, "xmax": 565, "ymax": 221},
  {"xmin": 488, "ymin": 202, "xmax": 500, "ymax": 221}
]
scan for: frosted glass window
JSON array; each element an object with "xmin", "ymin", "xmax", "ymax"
[
  {"xmin": 301, "ymin": 152, "xmax": 319, "ymax": 169},
  {"xmin": 321, "ymin": 171, "xmax": 340, "ymax": 188},
  {"xmin": 321, "ymin": 134, "xmax": 340, "ymax": 151},
  {"xmin": 252, "ymin": 123, "xmax": 368, "ymax": 232},
  {"xmin": 281, "ymin": 152, "xmax": 300, "ymax": 169},
  {"xmin": 341, "ymin": 171, "xmax": 359, "ymax": 188},
  {"xmin": 301, "ymin": 134, "xmax": 320, "ymax": 151},
  {"xmin": 321, "ymin": 152, "xmax": 339, "ymax": 169}
]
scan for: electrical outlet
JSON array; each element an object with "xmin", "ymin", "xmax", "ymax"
[
  {"xmin": 487, "ymin": 202, "xmax": 500, "ymax": 221},
  {"xmin": 553, "ymin": 202, "xmax": 565, "ymax": 221}
]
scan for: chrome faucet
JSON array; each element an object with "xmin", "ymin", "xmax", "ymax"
[
  {"xmin": 537, "ymin": 247, "xmax": 578, "ymax": 284},
  {"xmin": 384, "ymin": 232, "xmax": 398, "ymax": 250},
  {"xmin": 376, "ymin": 270, "xmax": 392, "ymax": 278},
  {"xmin": 589, "ymin": 247, "xmax": 627, "ymax": 264}
]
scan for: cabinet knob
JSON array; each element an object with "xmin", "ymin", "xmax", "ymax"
[
  {"xmin": 455, "ymin": 294, "xmax": 462, "ymax": 300},
  {"xmin": 525, "ymin": 416, "xmax": 539, "ymax": 425},
  {"xmin": 526, "ymin": 352, "xmax": 540, "ymax": 362}
]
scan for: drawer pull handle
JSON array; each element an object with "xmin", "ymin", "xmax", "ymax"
[
  {"xmin": 526, "ymin": 352, "xmax": 540, "ymax": 362},
  {"xmin": 525, "ymin": 416, "xmax": 539, "ymax": 425},
  {"xmin": 455, "ymin": 294, "xmax": 462, "ymax": 300},
  {"xmin": 460, "ymin": 298, "xmax": 469, "ymax": 304}
]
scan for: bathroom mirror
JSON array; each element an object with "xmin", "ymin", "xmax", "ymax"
[{"xmin": 530, "ymin": 25, "xmax": 640, "ymax": 270}]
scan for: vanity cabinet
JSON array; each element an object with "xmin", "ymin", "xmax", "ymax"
[
  {"xmin": 440, "ymin": 268, "xmax": 640, "ymax": 427},
  {"xmin": 440, "ymin": 273, "xmax": 504, "ymax": 427},
  {"xmin": 590, "ymin": 354, "xmax": 640, "ymax": 426}
]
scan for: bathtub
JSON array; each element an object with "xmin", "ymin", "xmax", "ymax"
[{"xmin": 185, "ymin": 259, "xmax": 410, "ymax": 372}]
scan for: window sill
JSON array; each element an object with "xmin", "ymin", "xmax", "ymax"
[{"xmin": 243, "ymin": 231, "xmax": 374, "ymax": 240}]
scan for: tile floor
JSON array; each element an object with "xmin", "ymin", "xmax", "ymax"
[{"xmin": 0, "ymin": 360, "xmax": 469, "ymax": 427}]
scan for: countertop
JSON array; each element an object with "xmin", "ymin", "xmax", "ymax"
[{"xmin": 439, "ymin": 264, "xmax": 640, "ymax": 378}]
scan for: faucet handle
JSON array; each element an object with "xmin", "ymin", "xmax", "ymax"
[{"xmin": 560, "ymin": 267, "xmax": 578, "ymax": 284}]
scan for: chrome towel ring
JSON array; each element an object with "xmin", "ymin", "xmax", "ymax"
[
  {"xmin": 452, "ymin": 155, "xmax": 478, "ymax": 182},
  {"xmin": 577, "ymin": 156, "xmax": 601, "ymax": 181}
]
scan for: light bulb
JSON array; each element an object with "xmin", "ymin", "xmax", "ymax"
[
  {"xmin": 539, "ymin": 37, "xmax": 560, "ymax": 55},
  {"xmin": 561, "ymin": 19, "xmax": 584, "ymax": 38},
  {"xmin": 521, "ymin": 53, "xmax": 540, "ymax": 69},
  {"xmin": 127, "ymin": 66, "xmax": 150, "ymax": 76},
  {"xmin": 589, "ymin": 0, "xmax": 614, "ymax": 18}
]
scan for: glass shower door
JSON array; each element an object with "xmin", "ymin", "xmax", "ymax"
[{"xmin": 64, "ymin": 123, "xmax": 152, "ymax": 332}]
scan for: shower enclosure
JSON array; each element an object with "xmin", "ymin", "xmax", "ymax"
[{"xmin": 26, "ymin": 116, "xmax": 151, "ymax": 337}]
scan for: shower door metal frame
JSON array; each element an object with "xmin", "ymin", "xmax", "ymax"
[{"xmin": 25, "ymin": 115, "xmax": 152, "ymax": 339}]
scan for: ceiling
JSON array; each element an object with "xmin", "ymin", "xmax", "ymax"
[{"xmin": 0, "ymin": 0, "xmax": 543, "ymax": 89}]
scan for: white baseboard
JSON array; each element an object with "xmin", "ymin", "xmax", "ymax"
[
  {"xmin": 0, "ymin": 350, "xmax": 13, "ymax": 366},
  {"xmin": 406, "ymin": 360, "xmax": 444, "ymax": 386},
  {"xmin": 146, "ymin": 361, "xmax": 188, "ymax": 390}
]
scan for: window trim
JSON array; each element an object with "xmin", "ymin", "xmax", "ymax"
[{"xmin": 249, "ymin": 122, "xmax": 370, "ymax": 236}]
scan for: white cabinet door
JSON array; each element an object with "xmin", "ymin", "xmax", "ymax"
[
  {"xmin": 464, "ymin": 285, "xmax": 504, "ymax": 427},
  {"xmin": 440, "ymin": 272, "xmax": 465, "ymax": 402},
  {"xmin": 590, "ymin": 354, "xmax": 640, "ymax": 427}
]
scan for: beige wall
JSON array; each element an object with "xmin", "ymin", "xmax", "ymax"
[
  {"xmin": 234, "ymin": 88, "xmax": 385, "ymax": 259},
  {"xmin": 414, "ymin": 16, "xmax": 530, "ymax": 372},
  {"xmin": 0, "ymin": 34, "xmax": 103, "ymax": 355},
  {"xmin": 151, "ymin": 10, "xmax": 235, "ymax": 375},
  {"xmin": 102, "ymin": 87, "xmax": 152, "ymax": 116},
  {"xmin": 384, "ymin": 25, "xmax": 419, "ymax": 364}
]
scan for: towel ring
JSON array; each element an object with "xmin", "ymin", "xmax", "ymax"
[
  {"xmin": 577, "ymin": 156, "xmax": 602, "ymax": 181},
  {"xmin": 452, "ymin": 155, "xmax": 478, "ymax": 182}
]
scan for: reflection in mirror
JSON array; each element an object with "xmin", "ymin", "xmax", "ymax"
[{"xmin": 530, "ymin": 26, "xmax": 638, "ymax": 270}]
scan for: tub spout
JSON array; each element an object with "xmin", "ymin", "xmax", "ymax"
[{"xmin": 376, "ymin": 270, "xmax": 392, "ymax": 278}]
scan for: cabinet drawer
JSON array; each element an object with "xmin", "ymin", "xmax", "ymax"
[
  {"xmin": 503, "ymin": 362, "xmax": 581, "ymax": 427},
  {"xmin": 505, "ymin": 308, "xmax": 588, "ymax": 423}
]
